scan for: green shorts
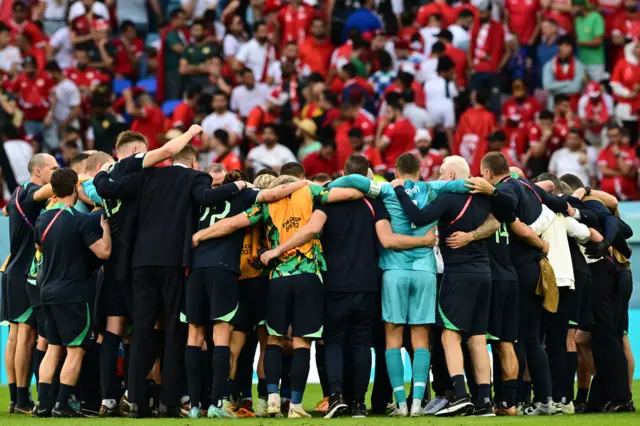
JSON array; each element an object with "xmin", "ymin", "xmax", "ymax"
[{"xmin": 382, "ymin": 270, "xmax": 436, "ymax": 325}]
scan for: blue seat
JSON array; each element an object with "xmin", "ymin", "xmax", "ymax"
[
  {"xmin": 136, "ymin": 78, "xmax": 157, "ymax": 97},
  {"xmin": 113, "ymin": 78, "xmax": 132, "ymax": 96},
  {"xmin": 162, "ymin": 99, "xmax": 182, "ymax": 117},
  {"xmin": 145, "ymin": 32, "xmax": 160, "ymax": 48}
]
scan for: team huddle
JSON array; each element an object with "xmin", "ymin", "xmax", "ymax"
[{"xmin": 0, "ymin": 126, "xmax": 635, "ymax": 419}]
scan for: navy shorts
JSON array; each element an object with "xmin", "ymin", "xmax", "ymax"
[
  {"xmin": 488, "ymin": 280, "xmax": 519, "ymax": 343},
  {"xmin": 437, "ymin": 272, "xmax": 491, "ymax": 336},
  {"xmin": 185, "ymin": 267, "xmax": 238, "ymax": 325},
  {"xmin": 266, "ymin": 274, "xmax": 324, "ymax": 338},
  {"xmin": 233, "ymin": 276, "xmax": 269, "ymax": 333},
  {"xmin": 44, "ymin": 302, "xmax": 92, "ymax": 347},
  {"xmin": 1, "ymin": 273, "xmax": 35, "ymax": 327}
]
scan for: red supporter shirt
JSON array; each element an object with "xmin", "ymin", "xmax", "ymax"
[
  {"xmin": 445, "ymin": 44, "xmax": 468, "ymax": 89},
  {"xmin": 505, "ymin": 0, "xmax": 541, "ymax": 45},
  {"xmin": 65, "ymin": 67, "xmax": 110, "ymax": 89},
  {"xmin": 501, "ymin": 96, "xmax": 542, "ymax": 124},
  {"xmin": 597, "ymin": 144, "xmax": 639, "ymax": 200},
  {"xmin": 501, "ymin": 122, "xmax": 529, "ymax": 161},
  {"xmin": 384, "ymin": 81, "xmax": 426, "ymax": 108},
  {"xmin": 246, "ymin": 106, "xmax": 279, "ymax": 134},
  {"xmin": 298, "ymin": 37, "xmax": 334, "ymax": 78},
  {"xmin": 527, "ymin": 117, "xmax": 579, "ymax": 158},
  {"xmin": 410, "ymin": 148, "xmax": 443, "ymax": 181},
  {"xmin": 212, "ymin": 151, "xmax": 243, "ymax": 171},
  {"xmin": 416, "ymin": 1, "xmax": 456, "ymax": 27},
  {"xmin": 470, "ymin": 21, "xmax": 505, "ymax": 73},
  {"xmin": 598, "ymin": 0, "xmax": 623, "ymax": 34},
  {"xmin": 302, "ymin": 151, "xmax": 340, "ymax": 177},
  {"xmin": 334, "ymin": 113, "xmax": 375, "ymax": 169},
  {"xmin": 611, "ymin": 50, "xmax": 640, "ymax": 113},
  {"xmin": 354, "ymin": 145, "xmax": 385, "ymax": 172},
  {"xmin": 8, "ymin": 20, "xmax": 47, "ymax": 48},
  {"xmin": 453, "ymin": 106, "xmax": 496, "ymax": 176},
  {"xmin": 542, "ymin": 0, "xmax": 573, "ymax": 34},
  {"xmin": 277, "ymin": 4, "xmax": 315, "ymax": 48},
  {"xmin": 11, "ymin": 71, "xmax": 54, "ymax": 121},
  {"xmin": 131, "ymin": 106, "xmax": 166, "ymax": 150},
  {"xmin": 171, "ymin": 102, "xmax": 195, "ymax": 129},
  {"xmin": 382, "ymin": 118, "xmax": 416, "ymax": 171},
  {"xmin": 110, "ymin": 37, "xmax": 144, "ymax": 78}
]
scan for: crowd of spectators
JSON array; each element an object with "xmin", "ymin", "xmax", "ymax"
[{"xmin": 1, "ymin": 0, "xmax": 640, "ymax": 206}]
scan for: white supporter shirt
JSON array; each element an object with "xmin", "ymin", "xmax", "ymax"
[
  {"xmin": 43, "ymin": 0, "xmax": 70, "ymax": 20},
  {"xmin": 548, "ymin": 147, "xmax": 598, "ymax": 188},
  {"xmin": 2, "ymin": 139, "xmax": 33, "ymax": 200},
  {"xmin": 201, "ymin": 111, "xmax": 244, "ymax": 137},
  {"xmin": 403, "ymin": 103, "xmax": 431, "ymax": 130},
  {"xmin": 181, "ymin": 0, "xmax": 219, "ymax": 18},
  {"xmin": 223, "ymin": 34, "xmax": 244, "ymax": 58},
  {"xmin": 424, "ymin": 76, "xmax": 457, "ymax": 128},
  {"xmin": 230, "ymin": 83, "xmax": 269, "ymax": 117},
  {"xmin": 236, "ymin": 39, "xmax": 270, "ymax": 81},
  {"xmin": 447, "ymin": 24, "xmax": 470, "ymax": 51},
  {"xmin": 0, "ymin": 46, "xmax": 21, "ymax": 73},
  {"xmin": 53, "ymin": 79, "xmax": 81, "ymax": 126},
  {"xmin": 49, "ymin": 27, "xmax": 74, "ymax": 69},
  {"xmin": 247, "ymin": 143, "xmax": 297, "ymax": 172}
]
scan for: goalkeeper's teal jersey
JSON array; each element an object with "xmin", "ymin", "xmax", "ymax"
[{"xmin": 329, "ymin": 176, "xmax": 470, "ymax": 273}]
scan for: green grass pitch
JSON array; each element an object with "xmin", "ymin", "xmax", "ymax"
[{"xmin": 0, "ymin": 382, "xmax": 639, "ymax": 424}]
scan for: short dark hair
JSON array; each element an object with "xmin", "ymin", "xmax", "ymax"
[
  {"xmin": 213, "ymin": 128, "xmax": 230, "ymax": 146},
  {"xmin": 223, "ymin": 170, "xmax": 249, "ymax": 184},
  {"xmin": 342, "ymin": 63, "xmax": 357, "ymax": 79},
  {"xmin": 437, "ymin": 55, "xmax": 455, "ymax": 73},
  {"xmin": 116, "ymin": 131, "xmax": 148, "ymax": 151},
  {"xmin": 0, "ymin": 22, "xmax": 10, "ymax": 33},
  {"xmin": 531, "ymin": 172, "xmax": 561, "ymax": 191},
  {"xmin": 320, "ymin": 139, "xmax": 336, "ymax": 151},
  {"xmin": 378, "ymin": 49, "xmax": 393, "ymax": 70},
  {"xmin": 213, "ymin": 91, "xmax": 229, "ymax": 101},
  {"xmin": 554, "ymin": 94, "xmax": 570, "ymax": 105},
  {"xmin": 120, "ymin": 20, "xmax": 136, "ymax": 33},
  {"xmin": 185, "ymin": 86, "xmax": 200, "ymax": 100},
  {"xmin": 2, "ymin": 123, "xmax": 19, "ymax": 140},
  {"xmin": 395, "ymin": 153, "xmax": 421, "ymax": 176},
  {"xmin": 344, "ymin": 154, "xmax": 370, "ymax": 177},
  {"xmin": 70, "ymin": 153, "xmax": 91, "ymax": 169},
  {"xmin": 348, "ymin": 128, "xmax": 363, "ymax": 139},
  {"xmin": 432, "ymin": 41, "xmax": 446, "ymax": 54},
  {"xmin": 539, "ymin": 110, "xmax": 554, "ymax": 120},
  {"xmin": 481, "ymin": 152, "xmax": 510, "ymax": 175},
  {"xmin": 253, "ymin": 19, "xmax": 267, "ymax": 32},
  {"xmin": 280, "ymin": 162, "xmax": 305, "ymax": 178},
  {"xmin": 240, "ymin": 67, "xmax": 253, "ymax": 76},
  {"xmin": 12, "ymin": 1, "xmax": 26, "ymax": 11},
  {"xmin": 475, "ymin": 88, "xmax": 491, "ymax": 106},
  {"xmin": 45, "ymin": 61, "xmax": 61, "ymax": 73},
  {"xmin": 262, "ymin": 123, "xmax": 278, "ymax": 136},
  {"xmin": 170, "ymin": 7, "xmax": 186, "ymax": 19},
  {"xmin": 254, "ymin": 168, "xmax": 278, "ymax": 179},
  {"xmin": 397, "ymin": 71, "xmax": 414, "ymax": 88},
  {"xmin": 458, "ymin": 9, "xmax": 474, "ymax": 19},
  {"xmin": 172, "ymin": 145, "xmax": 197, "ymax": 163},
  {"xmin": 559, "ymin": 173, "xmax": 585, "ymax": 191},
  {"xmin": 191, "ymin": 18, "xmax": 205, "ymax": 29},
  {"xmin": 558, "ymin": 34, "xmax": 573, "ymax": 46},
  {"xmin": 51, "ymin": 168, "xmax": 78, "ymax": 198},
  {"xmin": 438, "ymin": 29, "xmax": 453, "ymax": 43}
]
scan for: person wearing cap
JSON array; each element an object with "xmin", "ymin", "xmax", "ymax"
[
  {"xmin": 245, "ymin": 88, "xmax": 286, "ymax": 145},
  {"xmin": 410, "ymin": 129, "xmax": 442, "ymax": 181},
  {"xmin": 574, "ymin": 0, "xmax": 606, "ymax": 82},
  {"xmin": 577, "ymin": 81, "xmax": 614, "ymax": 146},
  {"xmin": 501, "ymin": 80, "xmax": 542, "ymax": 125},
  {"xmin": 549, "ymin": 128, "xmax": 598, "ymax": 188},
  {"xmin": 543, "ymin": 34, "xmax": 585, "ymax": 110},
  {"xmin": 611, "ymin": 40, "xmax": 640, "ymax": 143},
  {"xmin": 294, "ymin": 118, "xmax": 321, "ymax": 162}
]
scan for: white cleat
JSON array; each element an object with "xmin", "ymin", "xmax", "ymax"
[
  {"xmin": 389, "ymin": 404, "xmax": 409, "ymax": 417},
  {"xmin": 266, "ymin": 394, "xmax": 281, "ymax": 417},
  {"xmin": 255, "ymin": 399, "xmax": 268, "ymax": 418},
  {"xmin": 410, "ymin": 401, "xmax": 423, "ymax": 417},
  {"xmin": 288, "ymin": 404, "xmax": 312, "ymax": 419}
]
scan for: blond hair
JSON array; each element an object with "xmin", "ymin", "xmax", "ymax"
[
  {"xmin": 253, "ymin": 174, "xmax": 276, "ymax": 189},
  {"xmin": 442, "ymin": 155, "xmax": 470, "ymax": 179}
]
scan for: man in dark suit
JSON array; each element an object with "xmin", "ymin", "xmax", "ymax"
[{"xmin": 95, "ymin": 145, "xmax": 247, "ymax": 417}]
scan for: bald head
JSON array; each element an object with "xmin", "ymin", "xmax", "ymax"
[
  {"xmin": 439, "ymin": 155, "xmax": 470, "ymax": 181},
  {"xmin": 28, "ymin": 153, "xmax": 58, "ymax": 185}
]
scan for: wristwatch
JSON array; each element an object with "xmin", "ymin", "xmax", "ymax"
[{"xmin": 585, "ymin": 187, "xmax": 592, "ymax": 196}]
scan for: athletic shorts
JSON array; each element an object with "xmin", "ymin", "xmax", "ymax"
[
  {"xmin": 33, "ymin": 305, "xmax": 46, "ymax": 339},
  {"xmin": 44, "ymin": 302, "xmax": 92, "ymax": 347},
  {"xmin": 561, "ymin": 286, "xmax": 579, "ymax": 327},
  {"xmin": 1, "ymin": 273, "xmax": 35, "ymax": 327},
  {"xmin": 185, "ymin": 267, "xmax": 238, "ymax": 325},
  {"xmin": 437, "ymin": 272, "xmax": 491, "ymax": 336},
  {"xmin": 265, "ymin": 273, "xmax": 324, "ymax": 338},
  {"xmin": 233, "ymin": 276, "xmax": 269, "ymax": 333},
  {"xmin": 381, "ymin": 270, "xmax": 436, "ymax": 325},
  {"xmin": 97, "ymin": 265, "xmax": 131, "ymax": 321},
  {"xmin": 487, "ymin": 280, "xmax": 519, "ymax": 343},
  {"xmin": 576, "ymin": 270, "xmax": 593, "ymax": 332}
]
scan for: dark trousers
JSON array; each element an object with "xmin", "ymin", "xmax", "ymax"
[
  {"xmin": 544, "ymin": 287, "xmax": 572, "ymax": 403},
  {"xmin": 431, "ymin": 274, "xmax": 452, "ymax": 396},
  {"xmin": 514, "ymin": 261, "xmax": 552, "ymax": 403},
  {"xmin": 589, "ymin": 260, "xmax": 630, "ymax": 406},
  {"xmin": 469, "ymin": 72, "xmax": 501, "ymax": 117},
  {"xmin": 324, "ymin": 292, "xmax": 377, "ymax": 403},
  {"xmin": 371, "ymin": 319, "xmax": 392, "ymax": 412},
  {"xmin": 129, "ymin": 266, "xmax": 187, "ymax": 410}
]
